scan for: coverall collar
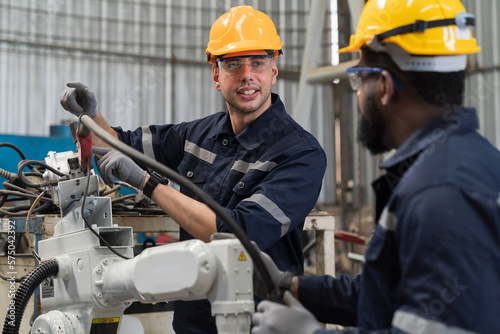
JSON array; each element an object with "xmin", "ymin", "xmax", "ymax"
[
  {"xmin": 380, "ymin": 107, "xmax": 479, "ymax": 170},
  {"xmin": 207, "ymin": 93, "xmax": 286, "ymax": 150}
]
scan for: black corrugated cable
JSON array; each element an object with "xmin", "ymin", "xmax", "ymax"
[{"xmin": 2, "ymin": 259, "xmax": 59, "ymax": 334}]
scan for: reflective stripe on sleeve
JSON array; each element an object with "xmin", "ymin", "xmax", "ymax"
[
  {"xmin": 142, "ymin": 126, "xmax": 155, "ymax": 159},
  {"xmin": 231, "ymin": 160, "xmax": 277, "ymax": 174},
  {"xmin": 242, "ymin": 193, "xmax": 291, "ymax": 237},
  {"xmin": 379, "ymin": 207, "xmax": 397, "ymax": 231},
  {"xmin": 184, "ymin": 140, "xmax": 216, "ymax": 164},
  {"xmin": 392, "ymin": 310, "xmax": 477, "ymax": 334}
]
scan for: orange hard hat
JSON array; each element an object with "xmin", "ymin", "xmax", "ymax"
[{"xmin": 206, "ymin": 6, "xmax": 283, "ymax": 65}]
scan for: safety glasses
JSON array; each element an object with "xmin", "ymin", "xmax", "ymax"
[
  {"xmin": 216, "ymin": 55, "xmax": 273, "ymax": 75},
  {"xmin": 346, "ymin": 67, "xmax": 404, "ymax": 91}
]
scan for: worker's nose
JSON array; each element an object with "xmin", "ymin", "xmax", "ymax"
[{"xmin": 239, "ymin": 63, "xmax": 253, "ymax": 80}]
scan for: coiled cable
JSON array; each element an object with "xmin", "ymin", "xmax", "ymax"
[{"xmin": 2, "ymin": 260, "xmax": 59, "ymax": 334}]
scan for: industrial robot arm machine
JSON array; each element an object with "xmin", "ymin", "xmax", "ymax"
[
  {"xmin": 35, "ymin": 202, "xmax": 254, "ymax": 334},
  {"xmin": 6, "ymin": 126, "xmax": 255, "ymax": 334}
]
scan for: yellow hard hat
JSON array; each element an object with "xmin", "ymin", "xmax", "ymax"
[
  {"xmin": 206, "ymin": 5, "xmax": 283, "ymax": 65},
  {"xmin": 339, "ymin": 0, "xmax": 480, "ymax": 56}
]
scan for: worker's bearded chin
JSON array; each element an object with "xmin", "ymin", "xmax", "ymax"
[{"xmin": 357, "ymin": 93, "xmax": 390, "ymax": 155}]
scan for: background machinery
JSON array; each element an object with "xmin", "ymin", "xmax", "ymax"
[{"xmin": 2, "ymin": 117, "xmax": 270, "ymax": 334}]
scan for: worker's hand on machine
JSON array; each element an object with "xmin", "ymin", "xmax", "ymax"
[
  {"xmin": 253, "ymin": 248, "xmax": 295, "ymax": 300},
  {"xmin": 210, "ymin": 233, "xmax": 292, "ymax": 300},
  {"xmin": 251, "ymin": 291, "xmax": 321, "ymax": 334},
  {"xmin": 60, "ymin": 81, "xmax": 98, "ymax": 118},
  {"xmin": 93, "ymin": 147, "xmax": 147, "ymax": 189}
]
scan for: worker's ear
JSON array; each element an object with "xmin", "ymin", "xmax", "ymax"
[
  {"xmin": 271, "ymin": 59, "xmax": 278, "ymax": 85},
  {"xmin": 212, "ymin": 65, "xmax": 221, "ymax": 91},
  {"xmin": 379, "ymin": 70, "xmax": 395, "ymax": 106}
]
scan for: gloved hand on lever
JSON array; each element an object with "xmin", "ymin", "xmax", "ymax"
[
  {"xmin": 210, "ymin": 233, "xmax": 294, "ymax": 301},
  {"xmin": 60, "ymin": 81, "xmax": 98, "ymax": 118},
  {"xmin": 251, "ymin": 291, "xmax": 322, "ymax": 334},
  {"xmin": 93, "ymin": 147, "xmax": 147, "ymax": 189}
]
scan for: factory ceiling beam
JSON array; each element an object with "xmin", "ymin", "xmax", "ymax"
[{"xmin": 306, "ymin": 59, "xmax": 358, "ymax": 84}]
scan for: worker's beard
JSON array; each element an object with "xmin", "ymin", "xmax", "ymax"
[{"xmin": 357, "ymin": 93, "xmax": 390, "ymax": 155}]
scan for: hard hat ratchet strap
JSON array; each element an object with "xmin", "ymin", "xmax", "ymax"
[{"xmin": 375, "ymin": 14, "xmax": 476, "ymax": 43}]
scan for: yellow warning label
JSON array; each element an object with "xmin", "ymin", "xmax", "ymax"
[
  {"xmin": 92, "ymin": 317, "xmax": 120, "ymax": 324},
  {"xmin": 238, "ymin": 251, "xmax": 246, "ymax": 261}
]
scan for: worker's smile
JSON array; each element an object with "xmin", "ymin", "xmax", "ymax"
[{"xmin": 237, "ymin": 87, "xmax": 259, "ymax": 100}]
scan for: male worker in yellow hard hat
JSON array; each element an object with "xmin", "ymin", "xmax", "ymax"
[
  {"xmin": 59, "ymin": 5, "xmax": 326, "ymax": 334},
  {"xmin": 250, "ymin": 0, "xmax": 500, "ymax": 333}
]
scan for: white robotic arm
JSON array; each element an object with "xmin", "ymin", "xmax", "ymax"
[
  {"xmin": 99, "ymin": 238, "xmax": 255, "ymax": 333},
  {"xmin": 33, "ymin": 238, "xmax": 254, "ymax": 334},
  {"xmin": 29, "ymin": 150, "xmax": 254, "ymax": 334}
]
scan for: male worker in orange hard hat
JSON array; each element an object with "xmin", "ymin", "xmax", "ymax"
[
  {"xmin": 250, "ymin": 0, "xmax": 500, "ymax": 333},
  {"xmin": 59, "ymin": 5, "xmax": 326, "ymax": 334}
]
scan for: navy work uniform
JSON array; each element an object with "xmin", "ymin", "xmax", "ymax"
[
  {"xmin": 298, "ymin": 108, "xmax": 500, "ymax": 333},
  {"xmin": 114, "ymin": 93, "xmax": 327, "ymax": 333}
]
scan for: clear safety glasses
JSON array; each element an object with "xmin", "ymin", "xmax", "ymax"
[
  {"xmin": 217, "ymin": 55, "xmax": 273, "ymax": 75},
  {"xmin": 346, "ymin": 67, "xmax": 404, "ymax": 91}
]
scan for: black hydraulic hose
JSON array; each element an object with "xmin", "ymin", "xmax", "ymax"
[
  {"xmin": 79, "ymin": 114, "xmax": 276, "ymax": 300},
  {"xmin": 17, "ymin": 160, "xmax": 69, "ymax": 189},
  {"xmin": 0, "ymin": 143, "xmax": 36, "ymax": 171},
  {"xmin": 0, "ymin": 143, "xmax": 27, "ymax": 161},
  {"xmin": 2, "ymin": 259, "xmax": 59, "ymax": 334}
]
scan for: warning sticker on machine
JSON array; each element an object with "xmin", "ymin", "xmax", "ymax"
[
  {"xmin": 238, "ymin": 251, "xmax": 246, "ymax": 261},
  {"xmin": 41, "ymin": 277, "xmax": 54, "ymax": 298},
  {"xmin": 90, "ymin": 318, "xmax": 120, "ymax": 334}
]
